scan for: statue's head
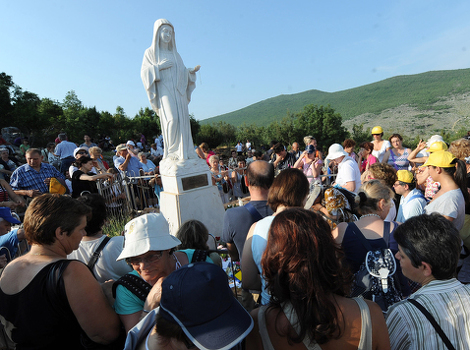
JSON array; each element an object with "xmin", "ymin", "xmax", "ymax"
[{"xmin": 153, "ymin": 19, "xmax": 175, "ymax": 51}]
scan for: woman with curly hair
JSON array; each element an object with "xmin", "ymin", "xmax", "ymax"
[{"xmin": 246, "ymin": 208, "xmax": 390, "ymax": 350}]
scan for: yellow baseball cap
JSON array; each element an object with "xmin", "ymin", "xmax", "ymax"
[
  {"xmin": 371, "ymin": 126, "xmax": 383, "ymax": 135},
  {"xmin": 423, "ymin": 150, "xmax": 456, "ymax": 168},
  {"xmin": 396, "ymin": 170, "xmax": 414, "ymax": 184},
  {"xmin": 428, "ymin": 141, "xmax": 448, "ymax": 153}
]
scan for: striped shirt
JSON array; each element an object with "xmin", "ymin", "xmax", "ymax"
[
  {"xmin": 386, "ymin": 278, "xmax": 470, "ymax": 349},
  {"xmin": 9, "ymin": 163, "xmax": 65, "ymax": 193}
]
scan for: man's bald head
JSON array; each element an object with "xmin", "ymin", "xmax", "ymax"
[{"xmin": 246, "ymin": 160, "xmax": 274, "ymax": 190}]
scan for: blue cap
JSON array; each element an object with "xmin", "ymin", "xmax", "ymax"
[
  {"xmin": 0, "ymin": 207, "xmax": 21, "ymax": 224},
  {"xmin": 159, "ymin": 262, "xmax": 253, "ymax": 350}
]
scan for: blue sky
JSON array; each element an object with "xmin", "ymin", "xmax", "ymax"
[{"xmin": 1, "ymin": 0, "xmax": 470, "ymax": 121}]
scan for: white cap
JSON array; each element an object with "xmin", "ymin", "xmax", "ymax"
[
  {"xmin": 325, "ymin": 143, "xmax": 348, "ymax": 160},
  {"xmin": 426, "ymin": 135, "xmax": 444, "ymax": 148},
  {"xmin": 126, "ymin": 140, "xmax": 136, "ymax": 147},
  {"xmin": 116, "ymin": 213, "xmax": 181, "ymax": 261}
]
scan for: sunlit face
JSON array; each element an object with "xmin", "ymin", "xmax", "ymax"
[
  {"xmin": 26, "ymin": 152, "xmax": 43, "ymax": 170},
  {"xmin": 210, "ymin": 158, "xmax": 219, "ymax": 168},
  {"xmin": 238, "ymin": 161, "xmax": 246, "ymax": 169},
  {"xmin": 128, "ymin": 250, "xmax": 173, "ymax": 285},
  {"xmin": 344, "ymin": 146, "xmax": 353, "ymax": 154},
  {"xmin": 427, "ymin": 165, "xmax": 439, "ymax": 182},
  {"xmin": 393, "ymin": 181, "xmax": 406, "ymax": 195},
  {"xmin": 309, "ymin": 139, "xmax": 317, "ymax": 147},
  {"xmin": 160, "ymin": 25, "xmax": 173, "ymax": 44},
  {"xmin": 391, "ymin": 137, "xmax": 402, "ymax": 149},
  {"xmin": 119, "ymin": 149, "xmax": 129, "ymax": 158},
  {"xmin": 292, "ymin": 143, "xmax": 299, "ymax": 152}
]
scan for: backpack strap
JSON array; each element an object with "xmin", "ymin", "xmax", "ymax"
[
  {"xmin": 383, "ymin": 221, "xmax": 391, "ymax": 245},
  {"xmin": 191, "ymin": 249, "xmax": 208, "ymax": 263},
  {"xmin": 407, "ymin": 299, "xmax": 456, "ymax": 350},
  {"xmin": 112, "ymin": 273, "xmax": 152, "ymax": 302},
  {"xmin": 87, "ymin": 236, "xmax": 111, "ymax": 273},
  {"xmin": 245, "ymin": 202, "xmax": 263, "ymax": 222},
  {"xmin": 407, "ymin": 192, "xmax": 426, "ymax": 203}
]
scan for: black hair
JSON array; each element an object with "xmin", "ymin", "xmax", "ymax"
[
  {"xmin": 76, "ymin": 194, "xmax": 107, "ymax": 236},
  {"xmin": 394, "ymin": 213, "xmax": 461, "ymax": 280},
  {"xmin": 76, "ymin": 156, "xmax": 93, "ymax": 167}
]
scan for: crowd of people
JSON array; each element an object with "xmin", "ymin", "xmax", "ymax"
[{"xmin": 1, "ymin": 127, "xmax": 470, "ymax": 349}]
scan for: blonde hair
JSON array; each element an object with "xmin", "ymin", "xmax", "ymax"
[
  {"xmin": 449, "ymin": 138, "xmax": 470, "ymax": 161},
  {"xmin": 88, "ymin": 146, "xmax": 102, "ymax": 156},
  {"xmin": 355, "ymin": 179, "xmax": 394, "ymax": 215},
  {"xmin": 208, "ymin": 154, "xmax": 219, "ymax": 164},
  {"xmin": 303, "ymin": 135, "xmax": 315, "ymax": 146}
]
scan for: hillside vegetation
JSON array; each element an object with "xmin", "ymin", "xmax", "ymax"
[{"xmin": 202, "ymin": 69, "xmax": 470, "ymax": 134}]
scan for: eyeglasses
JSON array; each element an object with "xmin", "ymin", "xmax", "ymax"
[
  {"xmin": 127, "ymin": 251, "xmax": 164, "ymax": 265},
  {"xmin": 77, "ymin": 151, "xmax": 87, "ymax": 155},
  {"xmin": 393, "ymin": 182, "xmax": 402, "ymax": 187}
]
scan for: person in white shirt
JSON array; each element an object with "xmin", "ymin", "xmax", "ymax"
[
  {"xmin": 394, "ymin": 170, "xmax": 426, "ymax": 223},
  {"xmin": 325, "ymin": 143, "xmax": 361, "ymax": 194}
]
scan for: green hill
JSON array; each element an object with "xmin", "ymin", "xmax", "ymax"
[{"xmin": 201, "ymin": 68, "xmax": 470, "ymax": 127}]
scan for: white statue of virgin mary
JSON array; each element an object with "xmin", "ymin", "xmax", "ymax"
[{"xmin": 141, "ymin": 19, "xmax": 200, "ymax": 161}]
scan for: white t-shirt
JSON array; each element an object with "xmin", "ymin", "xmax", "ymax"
[
  {"xmin": 336, "ymin": 156, "xmax": 362, "ymax": 194},
  {"xmin": 425, "ymin": 189, "xmax": 465, "ymax": 230},
  {"xmin": 68, "ymin": 235, "xmax": 132, "ymax": 283},
  {"xmin": 372, "ymin": 140, "xmax": 391, "ymax": 163}
]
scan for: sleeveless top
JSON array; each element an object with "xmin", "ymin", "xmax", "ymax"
[
  {"xmin": 0, "ymin": 260, "xmax": 84, "ymax": 349},
  {"xmin": 257, "ymin": 298, "xmax": 372, "ymax": 350},
  {"xmin": 387, "ymin": 148, "xmax": 410, "ymax": 170}
]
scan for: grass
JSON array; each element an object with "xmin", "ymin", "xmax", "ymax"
[
  {"xmin": 201, "ymin": 68, "xmax": 470, "ymax": 127},
  {"xmin": 102, "ymin": 214, "xmax": 132, "ymax": 237}
]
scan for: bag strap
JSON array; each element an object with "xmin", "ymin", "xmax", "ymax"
[
  {"xmin": 112, "ymin": 273, "xmax": 152, "ymax": 302},
  {"xmin": 191, "ymin": 249, "xmax": 208, "ymax": 263},
  {"xmin": 87, "ymin": 236, "xmax": 111, "ymax": 273},
  {"xmin": 407, "ymin": 192, "xmax": 425, "ymax": 203},
  {"xmin": 245, "ymin": 202, "xmax": 263, "ymax": 222},
  {"xmin": 383, "ymin": 221, "xmax": 390, "ymax": 245},
  {"xmin": 407, "ymin": 299, "xmax": 456, "ymax": 350}
]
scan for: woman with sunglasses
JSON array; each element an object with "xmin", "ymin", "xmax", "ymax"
[
  {"xmin": 371, "ymin": 126, "xmax": 391, "ymax": 163},
  {"xmin": 114, "ymin": 214, "xmax": 216, "ymax": 332}
]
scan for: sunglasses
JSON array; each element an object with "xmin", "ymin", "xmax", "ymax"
[{"xmin": 127, "ymin": 251, "xmax": 164, "ymax": 265}]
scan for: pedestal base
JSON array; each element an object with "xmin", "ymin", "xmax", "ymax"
[{"xmin": 160, "ymin": 186, "xmax": 225, "ymax": 236}]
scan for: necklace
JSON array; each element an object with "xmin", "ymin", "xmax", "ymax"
[{"xmin": 360, "ymin": 213, "xmax": 382, "ymax": 219}]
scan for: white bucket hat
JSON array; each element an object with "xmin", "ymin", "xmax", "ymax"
[
  {"xmin": 325, "ymin": 143, "xmax": 348, "ymax": 160},
  {"xmin": 116, "ymin": 213, "xmax": 181, "ymax": 261}
]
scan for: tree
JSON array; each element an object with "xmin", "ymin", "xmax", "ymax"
[
  {"xmin": 214, "ymin": 121, "xmax": 237, "ymax": 148},
  {"xmin": 0, "ymin": 73, "xmax": 14, "ymax": 125},
  {"xmin": 350, "ymin": 123, "xmax": 371, "ymax": 146},
  {"xmin": 293, "ymin": 104, "xmax": 348, "ymax": 152},
  {"xmin": 133, "ymin": 107, "xmax": 161, "ymax": 140},
  {"xmin": 10, "ymin": 86, "xmax": 42, "ymax": 140},
  {"xmin": 194, "ymin": 124, "xmax": 224, "ymax": 148},
  {"xmin": 189, "ymin": 115, "xmax": 200, "ymax": 141}
]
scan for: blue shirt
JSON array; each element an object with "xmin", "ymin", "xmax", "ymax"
[
  {"xmin": 114, "ymin": 156, "xmax": 142, "ymax": 177},
  {"xmin": 9, "ymin": 163, "xmax": 65, "ymax": 193},
  {"xmin": 0, "ymin": 229, "xmax": 19, "ymax": 260},
  {"xmin": 54, "ymin": 141, "xmax": 77, "ymax": 159}
]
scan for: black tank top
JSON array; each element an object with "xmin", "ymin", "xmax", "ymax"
[{"xmin": 0, "ymin": 260, "xmax": 84, "ymax": 349}]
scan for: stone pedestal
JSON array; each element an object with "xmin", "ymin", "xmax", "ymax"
[{"xmin": 159, "ymin": 157, "xmax": 225, "ymax": 237}]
